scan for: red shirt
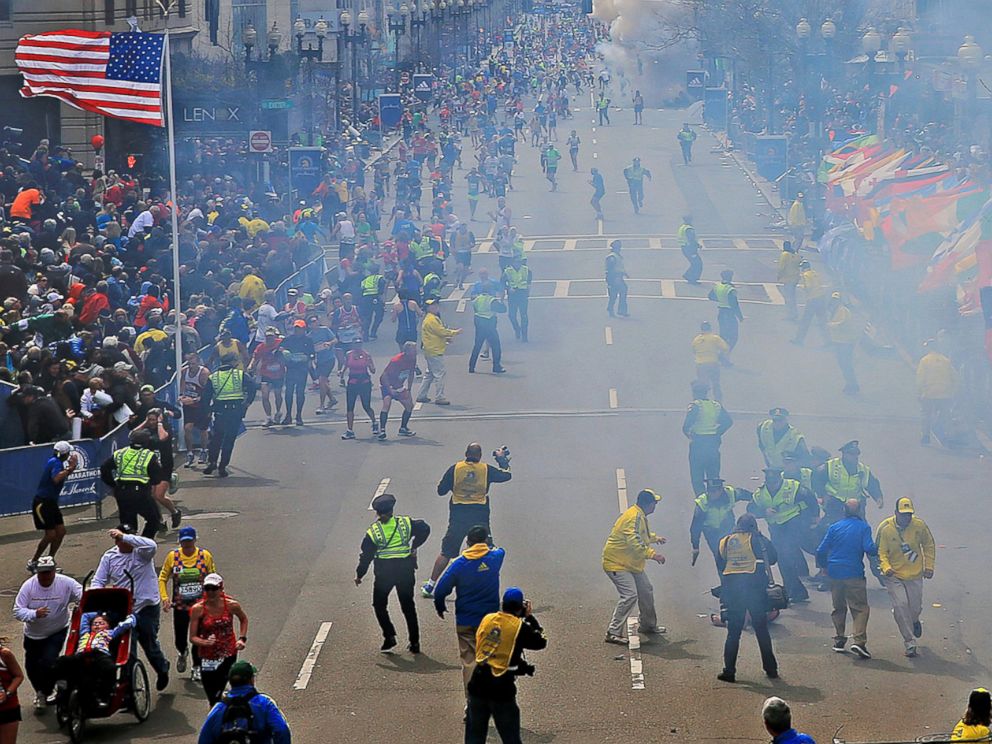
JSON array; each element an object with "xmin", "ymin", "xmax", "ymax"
[
  {"xmin": 252, "ymin": 340, "xmax": 286, "ymax": 380},
  {"xmin": 345, "ymin": 349, "xmax": 373, "ymax": 384},
  {"xmin": 380, "ymin": 353, "xmax": 415, "ymax": 390}
]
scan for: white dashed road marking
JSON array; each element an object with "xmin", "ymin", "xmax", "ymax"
[
  {"xmin": 604, "ymin": 326, "xmax": 613, "ymax": 345},
  {"xmin": 609, "ymin": 388, "xmax": 618, "ymax": 409},
  {"xmin": 368, "ymin": 478, "xmax": 391, "ymax": 510},
  {"xmin": 763, "ymin": 283, "xmax": 786, "ymax": 305},
  {"xmin": 554, "ymin": 280, "xmax": 570, "ymax": 298},
  {"xmin": 293, "ymin": 621, "xmax": 333, "ymax": 691}
]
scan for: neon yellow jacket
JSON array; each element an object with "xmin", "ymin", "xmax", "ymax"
[{"xmin": 602, "ymin": 505, "xmax": 656, "ymax": 573}]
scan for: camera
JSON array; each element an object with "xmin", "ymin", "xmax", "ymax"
[{"xmin": 492, "ymin": 446, "xmax": 511, "ymax": 469}]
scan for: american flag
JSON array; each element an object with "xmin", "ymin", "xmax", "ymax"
[{"xmin": 16, "ymin": 29, "xmax": 165, "ymax": 127}]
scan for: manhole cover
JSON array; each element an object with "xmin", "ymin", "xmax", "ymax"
[{"xmin": 182, "ymin": 511, "xmax": 239, "ymax": 520}]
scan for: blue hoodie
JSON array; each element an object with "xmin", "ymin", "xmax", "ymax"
[
  {"xmin": 433, "ymin": 544, "xmax": 505, "ymax": 627},
  {"xmin": 198, "ymin": 685, "xmax": 291, "ymax": 744}
]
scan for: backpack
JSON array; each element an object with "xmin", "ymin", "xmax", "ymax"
[{"xmin": 217, "ymin": 690, "xmax": 259, "ymax": 744}]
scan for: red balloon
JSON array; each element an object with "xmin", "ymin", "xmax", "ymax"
[{"xmin": 90, "ymin": 134, "xmax": 105, "ymax": 150}]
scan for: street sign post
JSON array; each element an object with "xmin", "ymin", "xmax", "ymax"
[
  {"xmin": 249, "ymin": 130, "xmax": 273, "ymax": 153},
  {"xmin": 686, "ymin": 70, "xmax": 706, "ymax": 101},
  {"xmin": 261, "ymin": 99, "xmax": 293, "ymax": 110},
  {"xmin": 413, "ymin": 73, "xmax": 434, "ymax": 103}
]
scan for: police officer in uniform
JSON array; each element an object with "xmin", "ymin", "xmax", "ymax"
[
  {"xmin": 100, "ymin": 429, "xmax": 164, "ymax": 538},
  {"xmin": 622, "ymin": 157, "xmax": 651, "ymax": 214},
  {"xmin": 682, "ymin": 381, "xmax": 733, "ymax": 496},
  {"xmin": 677, "ymin": 123, "xmax": 697, "ymax": 165},
  {"xmin": 605, "ymin": 240, "xmax": 629, "ymax": 318},
  {"xmin": 716, "ymin": 514, "xmax": 779, "ymax": 683},
  {"xmin": 466, "ymin": 587, "xmax": 547, "ymax": 744},
  {"xmin": 709, "ymin": 269, "xmax": 743, "ymax": 361},
  {"xmin": 757, "ymin": 408, "xmax": 810, "ymax": 470},
  {"xmin": 690, "ymin": 478, "xmax": 751, "ymax": 571},
  {"xmin": 468, "ymin": 286, "xmax": 506, "ymax": 374},
  {"xmin": 813, "ymin": 440, "xmax": 884, "ymax": 524},
  {"xmin": 359, "ymin": 267, "xmax": 387, "ymax": 341},
  {"xmin": 748, "ymin": 468, "xmax": 817, "ymax": 603},
  {"xmin": 422, "ymin": 443, "xmax": 512, "ymax": 597},
  {"xmin": 678, "ymin": 215, "xmax": 702, "ymax": 284},
  {"xmin": 355, "ymin": 493, "xmax": 431, "ymax": 653},
  {"xmin": 502, "ymin": 255, "xmax": 532, "ymax": 342},
  {"xmin": 202, "ymin": 361, "xmax": 256, "ymax": 478},
  {"xmin": 423, "ymin": 269, "xmax": 444, "ymax": 304}
]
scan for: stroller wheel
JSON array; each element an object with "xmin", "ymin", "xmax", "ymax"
[
  {"xmin": 67, "ymin": 689, "xmax": 86, "ymax": 743},
  {"xmin": 131, "ymin": 659, "xmax": 151, "ymax": 722}
]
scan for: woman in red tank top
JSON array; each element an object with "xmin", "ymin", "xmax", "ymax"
[
  {"xmin": 0, "ymin": 638, "xmax": 24, "ymax": 739},
  {"xmin": 189, "ymin": 574, "xmax": 248, "ymax": 705}
]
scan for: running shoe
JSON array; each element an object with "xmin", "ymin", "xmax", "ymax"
[
  {"xmin": 398, "ymin": 427, "xmax": 416, "ymax": 437},
  {"xmin": 171, "ymin": 508, "xmax": 182, "ymax": 529},
  {"xmin": 341, "ymin": 430, "xmax": 356, "ymax": 440},
  {"xmin": 176, "ymin": 649, "xmax": 188, "ymax": 673}
]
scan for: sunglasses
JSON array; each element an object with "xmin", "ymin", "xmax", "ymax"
[{"xmin": 203, "ymin": 585, "xmax": 222, "ymax": 591}]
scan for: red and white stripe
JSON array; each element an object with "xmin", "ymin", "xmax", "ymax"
[{"xmin": 16, "ymin": 29, "xmax": 163, "ymax": 127}]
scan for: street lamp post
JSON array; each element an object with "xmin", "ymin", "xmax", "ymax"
[
  {"xmin": 294, "ymin": 16, "xmax": 328, "ymax": 145},
  {"xmin": 430, "ymin": 1, "xmax": 447, "ymax": 71},
  {"xmin": 386, "ymin": 3, "xmax": 408, "ymax": 88},
  {"xmin": 340, "ymin": 8, "xmax": 370, "ymax": 126},
  {"xmin": 862, "ymin": 27, "xmax": 882, "ymax": 96},
  {"xmin": 821, "ymin": 19, "xmax": 836, "ymax": 82},
  {"xmin": 409, "ymin": 2, "xmax": 427, "ymax": 71},
  {"xmin": 891, "ymin": 27, "xmax": 911, "ymax": 75},
  {"xmin": 958, "ymin": 34, "xmax": 983, "ymax": 124}
]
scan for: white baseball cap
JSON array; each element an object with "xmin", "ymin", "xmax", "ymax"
[
  {"xmin": 203, "ymin": 573, "xmax": 223, "ymax": 587},
  {"xmin": 53, "ymin": 441, "xmax": 71, "ymax": 455}
]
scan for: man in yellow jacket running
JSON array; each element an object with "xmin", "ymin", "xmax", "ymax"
[
  {"xmin": 916, "ymin": 339, "xmax": 957, "ymax": 445},
  {"xmin": 875, "ymin": 497, "xmax": 935, "ymax": 657},
  {"xmin": 602, "ymin": 489, "xmax": 667, "ymax": 644},
  {"xmin": 416, "ymin": 299, "xmax": 461, "ymax": 406}
]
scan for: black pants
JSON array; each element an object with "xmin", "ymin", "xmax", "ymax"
[
  {"xmin": 628, "ymin": 182, "xmax": 643, "ymax": 211},
  {"xmin": 200, "ymin": 654, "xmax": 236, "ymax": 705},
  {"xmin": 722, "ymin": 588, "xmax": 777, "ymax": 676},
  {"xmin": 833, "ymin": 342, "xmax": 859, "ymax": 392},
  {"xmin": 208, "ymin": 407, "xmax": 243, "ymax": 468},
  {"xmin": 173, "ymin": 607, "xmax": 200, "ymax": 667},
  {"xmin": 283, "ymin": 373, "xmax": 307, "ymax": 418},
  {"xmin": 53, "ymin": 651, "xmax": 116, "ymax": 699},
  {"xmin": 507, "ymin": 290, "xmax": 529, "ymax": 340},
  {"xmin": 23, "ymin": 627, "xmax": 68, "ymax": 696},
  {"xmin": 360, "ymin": 296, "xmax": 384, "ymax": 339},
  {"xmin": 607, "ymin": 278, "xmax": 628, "ymax": 316},
  {"xmin": 682, "ymin": 247, "xmax": 703, "ymax": 283},
  {"xmin": 717, "ymin": 307, "xmax": 739, "ymax": 351},
  {"xmin": 465, "ymin": 695, "xmax": 522, "ymax": 744},
  {"xmin": 681, "ymin": 142, "xmax": 693, "ymax": 165},
  {"xmin": 688, "ymin": 436, "xmax": 721, "ymax": 497},
  {"xmin": 115, "ymin": 487, "xmax": 161, "ymax": 538},
  {"xmin": 470, "ymin": 317, "xmax": 502, "ymax": 372},
  {"xmin": 769, "ymin": 521, "xmax": 809, "ymax": 601},
  {"xmin": 795, "ymin": 297, "xmax": 828, "ymax": 344},
  {"xmin": 372, "ymin": 558, "xmax": 419, "ymax": 644}
]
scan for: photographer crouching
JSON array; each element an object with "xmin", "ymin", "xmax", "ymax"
[{"xmin": 466, "ymin": 587, "xmax": 547, "ymax": 744}]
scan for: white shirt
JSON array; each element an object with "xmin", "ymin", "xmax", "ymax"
[
  {"xmin": 127, "ymin": 209, "xmax": 155, "ymax": 238},
  {"xmin": 336, "ymin": 220, "xmax": 356, "ymax": 240},
  {"xmin": 254, "ymin": 303, "xmax": 278, "ymax": 343},
  {"xmin": 14, "ymin": 574, "xmax": 83, "ymax": 639},
  {"xmin": 91, "ymin": 535, "xmax": 160, "ymax": 611}
]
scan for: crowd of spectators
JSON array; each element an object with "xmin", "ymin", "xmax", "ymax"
[{"xmin": 0, "ymin": 137, "xmax": 330, "ymax": 449}]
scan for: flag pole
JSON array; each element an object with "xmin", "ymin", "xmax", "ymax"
[{"xmin": 158, "ymin": 2, "xmax": 186, "ymax": 449}]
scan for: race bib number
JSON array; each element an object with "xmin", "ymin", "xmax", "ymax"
[{"xmin": 178, "ymin": 582, "xmax": 202, "ymax": 600}]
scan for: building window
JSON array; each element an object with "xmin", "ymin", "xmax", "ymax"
[
  {"xmin": 0, "ymin": 0, "xmax": 11, "ymax": 22},
  {"xmin": 104, "ymin": 0, "xmax": 115, "ymax": 25},
  {"xmin": 125, "ymin": 0, "xmax": 137, "ymax": 16},
  {"xmin": 232, "ymin": 0, "xmax": 267, "ymax": 51}
]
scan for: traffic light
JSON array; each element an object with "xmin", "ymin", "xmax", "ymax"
[{"xmin": 1, "ymin": 126, "xmax": 23, "ymax": 152}]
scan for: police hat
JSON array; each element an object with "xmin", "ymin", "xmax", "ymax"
[
  {"xmin": 128, "ymin": 429, "xmax": 153, "ymax": 448},
  {"xmin": 769, "ymin": 407, "xmax": 789, "ymax": 417},
  {"xmin": 839, "ymin": 440, "xmax": 860, "ymax": 454},
  {"xmin": 371, "ymin": 493, "xmax": 397, "ymax": 513}
]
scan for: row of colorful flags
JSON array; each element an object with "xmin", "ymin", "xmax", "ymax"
[{"xmin": 820, "ymin": 134, "xmax": 992, "ymax": 313}]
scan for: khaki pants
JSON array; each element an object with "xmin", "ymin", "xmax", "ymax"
[
  {"xmin": 605, "ymin": 569, "xmax": 657, "ymax": 637},
  {"xmin": 884, "ymin": 576, "xmax": 923, "ymax": 644},
  {"xmin": 456, "ymin": 625, "xmax": 477, "ymax": 694},
  {"xmin": 831, "ymin": 577, "xmax": 869, "ymax": 646},
  {"xmin": 417, "ymin": 353, "xmax": 446, "ymax": 400}
]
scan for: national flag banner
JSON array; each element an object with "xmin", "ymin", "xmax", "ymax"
[{"xmin": 17, "ymin": 29, "xmax": 164, "ymax": 127}]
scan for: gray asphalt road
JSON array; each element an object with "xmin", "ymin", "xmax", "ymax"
[{"xmin": 4, "ymin": 99, "xmax": 990, "ymax": 744}]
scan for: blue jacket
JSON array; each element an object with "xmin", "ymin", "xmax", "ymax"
[
  {"xmin": 433, "ymin": 544, "xmax": 505, "ymax": 627},
  {"xmin": 198, "ymin": 685, "xmax": 291, "ymax": 744},
  {"xmin": 222, "ymin": 310, "xmax": 251, "ymax": 345},
  {"xmin": 816, "ymin": 515, "xmax": 877, "ymax": 580},
  {"xmin": 774, "ymin": 729, "xmax": 817, "ymax": 744}
]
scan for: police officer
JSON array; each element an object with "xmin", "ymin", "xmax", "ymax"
[
  {"xmin": 623, "ymin": 157, "xmax": 651, "ymax": 213},
  {"xmin": 827, "ymin": 292, "xmax": 861, "ymax": 395},
  {"xmin": 679, "ymin": 215, "xmax": 702, "ymax": 284},
  {"xmin": 423, "ymin": 268, "xmax": 444, "ymax": 304},
  {"xmin": 716, "ymin": 514, "xmax": 779, "ymax": 683},
  {"xmin": 359, "ymin": 266, "xmax": 387, "ymax": 341},
  {"xmin": 202, "ymin": 361, "xmax": 256, "ymax": 478},
  {"xmin": 677, "ymin": 123, "xmax": 697, "ymax": 165},
  {"xmin": 682, "ymin": 381, "xmax": 733, "ymax": 496},
  {"xmin": 466, "ymin": 587, "xmax": 547, "ymax": 744},
  {"xmin": 468, "ymin": 285, "xmax": 506, "ymax": 374},
  {"xmin": 813, "ymin": 440, "xmax": 884, "ymax": 524},
  {"xmin": 747, "ymin": 468, "xmax": 817, "ymax": 603},
  {"xmin": 757, "ymin": 408, "xmax": 810, "ymax": 470},
  {"xmin": 422, "ymin": 443, "xmax": 512, "ymax": 597},
  {"xmin": 605, "ymin": 240, "xmax": 629, "ymax": 318},
  {"xmin": 501, "ymin": 255, "xmax": 532, "ymax": 342},
  {"xmin": 355, "ymin": 493, "xmax": 431, "ymax": 654},
  {"xmin": 709, "ymin": 269, "xmax": 743, "ymax": 361},
  {"xmin": 690, "ymin": 478, "xmax": 750, "ymax": 571},
  {"xmin": 99, "ymin": 429, "xmax": 164, "ymax": 538}
]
